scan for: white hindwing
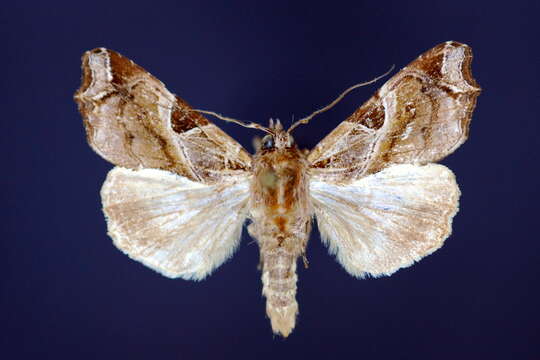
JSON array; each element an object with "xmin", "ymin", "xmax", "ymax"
[
  {"xmin": 310, "ymin": 164, "xmax": 460, "ymax": 278},
  {"xmin": 101, "ymin": 167, "xmax": 250, "ymax": 280}
]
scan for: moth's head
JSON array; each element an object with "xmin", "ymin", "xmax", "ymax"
[{"xmin": 255, "ymin": 119, "xmax": 295, "ymax": 152}]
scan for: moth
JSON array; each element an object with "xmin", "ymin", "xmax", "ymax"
[{"xmin": 74, "ymin": 41, "xmax": 480, "ymax": 337}]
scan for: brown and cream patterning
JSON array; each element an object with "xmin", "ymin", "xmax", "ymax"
[{"xmin": 74, "ymin": 41, "xmax": 480, "ymax": 337}]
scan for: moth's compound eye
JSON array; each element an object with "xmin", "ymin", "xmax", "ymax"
[{"xmin": 262, "ymin": 135, "xmax": 275, "ymax": 149}]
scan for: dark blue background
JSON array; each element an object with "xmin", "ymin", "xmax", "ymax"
[{"xmin": 2, "ymin": 1, "xmax": 539, "ymax": 359}]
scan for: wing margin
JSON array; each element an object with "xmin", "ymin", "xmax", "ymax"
[
  {"xmin": 101, "ymin": 167, "xmax": 251, "ymax": 280},
  {"xmin": 75, "ymin": 48, "xmax": 252, "ymax": 184},
  {"xmin": 308, "ymin": 41, "xmax": 480, "ymax": 183},
  {"xmin": 310, "ymin": 163, "xmax": 460, "ymax": 278}
]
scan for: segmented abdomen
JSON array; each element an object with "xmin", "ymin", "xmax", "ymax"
[{"xmin": 261, "ymin": 246, "xmax": 299, "ymax": 337}]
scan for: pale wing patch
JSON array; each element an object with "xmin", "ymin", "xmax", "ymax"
[
  {"xmin": 101, "ymin": 167, "xmax": 251, "ymax": 280},
  {"xmin": 310, "ymin": 164, "xmax": 460, "ymax": 278}
]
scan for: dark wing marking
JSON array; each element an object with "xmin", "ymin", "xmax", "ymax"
[
  {"xmin": 75, "ymin": 48, "xmax": 251, "ymax": 184},
  {"xmin": 308, "ymin": 41, "xmax": 481, "ymax": 183}
]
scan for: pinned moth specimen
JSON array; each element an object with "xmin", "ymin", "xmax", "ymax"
[{"xmin": 74, "ymin": 41, "xmax": 480, "ymax": 337}]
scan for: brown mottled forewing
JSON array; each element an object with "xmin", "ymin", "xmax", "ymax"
[
  {"xmin": 74, "ymin": 48, "xmax": 251, "ymax": 184},
  {"xmin": 308, "ymin": 41, "xmax": 481, "ymax": 182}
]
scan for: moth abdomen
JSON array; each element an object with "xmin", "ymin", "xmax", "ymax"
[{"xmin": 261, "ymin": 246, "xmax": 299, "ymax": 337}]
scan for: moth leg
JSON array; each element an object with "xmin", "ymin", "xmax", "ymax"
[
  {"xmin": 247, "ymin": 222, "xmax": 256, "ymax": 237},
  {"xmin": 302, "ymin": 220, "xmax": 310, "ymax": 268},
  {"xmin": 302, "ymin": 254, "xmax": 309, "ymax": 269},
  {"xmin": 258, "ymin": 252, "xmax": 264, "ymax": 271},
  {"xmin": 248, "ymin": 223, "xmax": 264, "ymax": 270}
]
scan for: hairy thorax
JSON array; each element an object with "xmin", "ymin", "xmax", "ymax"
[{"xmin": 248, "ymin": 147, "xmax": 311, "ymax": 253}]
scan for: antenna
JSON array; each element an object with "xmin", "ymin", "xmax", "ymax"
[
  {"xmin": 191, "ymin": 109, "xmax": 273, "ymax": 135},
  {"xmin": 287, "ymin": 65, "xmax": 395, "ymax": 133}
]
